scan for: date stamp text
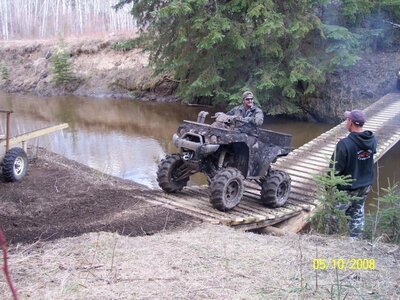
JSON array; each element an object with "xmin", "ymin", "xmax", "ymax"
[{"xmin": 313, "ymin": 258, "xmax": 375, "ymax": 270}]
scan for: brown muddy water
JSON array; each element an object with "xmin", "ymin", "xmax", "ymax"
[{"xmin": 0, "ymin": 91, "xmax": 398, "ymax": 209}]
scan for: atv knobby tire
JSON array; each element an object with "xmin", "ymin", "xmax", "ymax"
[
  {"xmin": 210, "ymin": 167, "xmax": 244, "ymax": 211},
  {"xmin": 2, "ymin": 147, "xmax": 28, "ymax": 182},
  {"xmin": 261, "ymin": 170, "xmax": 291, "ymax": 208},
  {"xmin": 157, "ymin": 154, "xmax": 189, "ymax": 193}
]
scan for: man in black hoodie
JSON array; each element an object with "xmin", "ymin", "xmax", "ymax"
[{"xmin": 330, "ymin": 109, "xmax": 377, "ymax": 238}]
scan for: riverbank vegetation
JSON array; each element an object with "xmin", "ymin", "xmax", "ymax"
[
  {"xmin": 312, "ymin": 163, "xmax": 400, "ymax": 245},
  {"xmin": 366, "ymin": 182, "xmax": 400, "ymax": 244},
  {"xmin": 0, "ymin": 60, "xmax": 8, "ymax": 81},
  {"xmin": 50, "ymin": 47, "xmax": 76, "ymax": 86},
  {"xmin": 114, "ymin": 0, "xmax": 400, "ymax": 114},
  {"xmin": 1, "ymin": 1, "xmax": 399, "ymax": 120}
]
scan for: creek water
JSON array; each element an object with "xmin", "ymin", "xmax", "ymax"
[{"xmin": 0, "ymin": 91, "xmax": 398, "ymax": 209}]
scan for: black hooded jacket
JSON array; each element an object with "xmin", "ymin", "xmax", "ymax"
[{"xmin": 330, "ymin": 130, "xmax": 377, "ymax": 190}]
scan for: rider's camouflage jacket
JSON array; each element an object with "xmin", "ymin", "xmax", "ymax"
[{"xmin": 226, "ymin": 104, "xmax": 264, "ymax": 126}]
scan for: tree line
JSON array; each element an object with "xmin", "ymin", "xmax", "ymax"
[{"xmin": 0, "ymin": 0, "xmax": 136, "ymax": 39}]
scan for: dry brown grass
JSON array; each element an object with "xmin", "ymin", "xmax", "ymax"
[{"xmin": 2, "ymin": 225, "xmax": 399, "ymax": 299}]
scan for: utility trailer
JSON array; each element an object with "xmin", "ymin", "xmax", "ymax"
[{"xmin": 0, "ymin": 110, "xmax": 68, "ymax": 182}]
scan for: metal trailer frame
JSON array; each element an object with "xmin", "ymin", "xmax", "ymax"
[{"xmin": 0, "ymin": 109, "xmax": 68, "ymax": 181}]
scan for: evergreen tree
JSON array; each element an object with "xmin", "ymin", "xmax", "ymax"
[
  {"xmin": 311, "ymin": 168, "xmax": 355, "ymax": 235},
  {"xmin": 50, "ymin": 48, "xmax": 75, "ymax": 86},
  {"xmin": 0, "ymin": 61, "xmax": 9, "ymax": 81},
  {"xmin": 114, "ymin": 0, "xmax": 400, "ymax": 112},
  {"xmin": 365, "ymin": 182, "xmax": 400, "ymax": 244}
]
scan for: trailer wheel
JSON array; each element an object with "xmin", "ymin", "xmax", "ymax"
[
  {"xmin": 261, "ymin": 170, "xmax": 291, "ymax": 208},
  {"xmin": 2, "ymin": 147, "xmax": 28, "ymax": 182},
  {"xmin": 210, "ymin": 168, "xmax": 244, "ymax": 211},
  {"xmin": 157, "ymin": 154, "xmax": 189, "ymax": 193}
]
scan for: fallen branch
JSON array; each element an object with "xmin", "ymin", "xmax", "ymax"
[{"xmin": 0, "ymin": 227, "xmax": 19, "ymax": 300}]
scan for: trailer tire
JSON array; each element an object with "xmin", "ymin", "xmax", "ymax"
[
  {"xmin": 157, "ymin": 154, "xmax": 189, "ymax": 193},
  {"xmin": 2, "ymin": 147, "xmax": 28, "ymax": 182},
  {"xmin": 210, "ymin": 168, "xmax": 244, "ymax": 211},
  {"xmin": 261, "ymin": 170, "xmax": 291, "ymax": 208}
]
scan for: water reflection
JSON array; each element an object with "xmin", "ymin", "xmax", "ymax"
[
  {"xmin": 0, "ymin": 91, "xmax": 398, "ymax": 199},
  {"xmin": 0, "ymin": 93, "xmax": 210, "ymax": 187}
]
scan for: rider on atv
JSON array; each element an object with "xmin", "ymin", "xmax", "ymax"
[{"xmin": 225, "ymin": 91, "xmax": 264, "ymax": 137}]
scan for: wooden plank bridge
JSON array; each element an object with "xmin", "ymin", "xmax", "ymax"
[{"xmin": 146, "ymin": 93, "xmax": 400, "ymax": 232}]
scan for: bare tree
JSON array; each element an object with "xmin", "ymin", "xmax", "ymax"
[{"xmin": 0, "ymin": 0, "xmax": 136, "ymax": 40}]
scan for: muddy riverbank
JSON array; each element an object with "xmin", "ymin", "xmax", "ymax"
[
  {"xmin": 0, "ymin": 36, "xmax": 179, "ymax": 102},
  {"xmin": 0, "ymin": 148, "xmax": 195, "ymax": 244},
  {"xmin": 1, "ymin": 37, "xmax": 399, "ymax": 121}
]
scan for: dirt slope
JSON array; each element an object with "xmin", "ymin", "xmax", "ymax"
[
  {"xmin": 0, "ymin": 36, "xmax": 178, "ymax": 102},
  {"xmin": 0, "ymin": 148, "xmax": 194, "ymax": 244},
  {"xmin": 0, "ymin": 149, "xmax": 399, "ymax": 299}
]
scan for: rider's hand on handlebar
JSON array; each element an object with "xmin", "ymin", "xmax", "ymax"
[
  {"xmin": 212, "ymin": 112, "xmax": 224, "ymax": 119},
  {"xmin": 236, "ymin": 116, "xmax": 250, "ymax": 123}
]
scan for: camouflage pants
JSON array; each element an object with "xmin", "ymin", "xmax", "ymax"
[{"xmin": 337, "ymin": 185, "xmax": 371, "ymax": 238}]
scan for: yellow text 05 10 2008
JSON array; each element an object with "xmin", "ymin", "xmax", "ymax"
[{"xmin": 312, "ymin": 258, "xmax": 375, "ymax": 270}]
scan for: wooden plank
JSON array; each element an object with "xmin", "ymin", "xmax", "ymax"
[
  {"xmin": 288, "ymin": 189, "xmax": 316, "ymax": 199},
  {"xmin": 184, "ymin": 185, "xmax": 287, "ymax": 219},
  {"xmin": 372, "ymin": 111, "xmax": 400, "ymax": 117},
  {"xmin": 0, "ymin": 123, "xmax": 69, "ymax": 147},
  {"xmin": 317, "ymin": 149, "xmax": 335, "ymax": 155},
  {"xmin": 286, "ymin": 199, "xmax": 314, "ymax": 210},
  {"xmin": 311, "ymin": 152, "xmax": 332, "ymax": 160},
  {"xmin": 287, "ymin": 194, "xmax": 316, "ymax": 205},
  {"xmin": 290, "ymin": 182, "xmax": 317, "ymax": 192},
  {"xmin": 286, "ymin": 155, "xmax": 329, "ymax": 165},
  {"xmin": 273, "ymin": 210, "xmax": 314, "ymax": 233},
  {"xmin": 292, "ymin": 143, "xmax": 337, "ymax": 153},
  {"xmin": 242, "ymin": 196, "xmax": 304, "ymax": 216},
  {"xmin": 234, "ymin": 211, "xmax": 302, "ymax": 231},
  {"xmin": 290, "ymin": 176, "xmax": 318, "ymax": 185},
  {"xmin": 283, "ymin": 164, "xmax": 324, "ymax": 175},
  {"xmin": 274, "ymin": 160, "xmax": 326, "ymax": 172},
  {"xmin": 375, "ymin": 133, "xmax": 400, "ymax": 161},
  {"xmin": 367, "ymin": 117, "xmax": 393, "ymax": 122},
  {"xmin": 235, "ymin": 203, "xmax": 277, "ymax": 219},
  {"xmin": 152, "ymin": 192, "xmax": 230, "ymax": 219},
  {"xmin": 291, "ymin": 147, "xmax": 334, "ymax": 157},
  {"xmin": 290, "ymin": 183, "xmax": 317, "ymax": 193},
  {"xmin": 144, "ymin": 198, "xmax": 216, "ymax": 223},
  {"xmin": 285, "ymin": 157, "xmax": 328, "ymax": 168},
  {"xmin": 161, "ymin": 189, "xmax": 278, "ymax": 222}
]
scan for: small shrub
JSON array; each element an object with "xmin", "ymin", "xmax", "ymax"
[
  {"xmin": 50, "ymin": 48, "xmax": 75, "ymax": 85},
  {"xmin": 111, "ymin": 39, "xmax": 138, "ymax": 51},
  {"xmin": 0, "ymin": 61, "xmax": 9, "ymax": 81},
  {"xmin": 310, "ymin": 160, "xmax": 355, "ymax": 235},
  {"xmin": 365, "ymin": 181, "xmax": 400, "ymax": 243}
]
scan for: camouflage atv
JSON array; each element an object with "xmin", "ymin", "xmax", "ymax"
[{"xmin": 157, "ymin": 111, "xmax": 292, "ymax": 211}]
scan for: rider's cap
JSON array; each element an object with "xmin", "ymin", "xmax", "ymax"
[
  {"xmin": 344, "ymin": 109, "xmax": 366, "ymax": 126},
  {"xmin": 242, "ymin": 91, "xmax": 254, "ymax": 100}
]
